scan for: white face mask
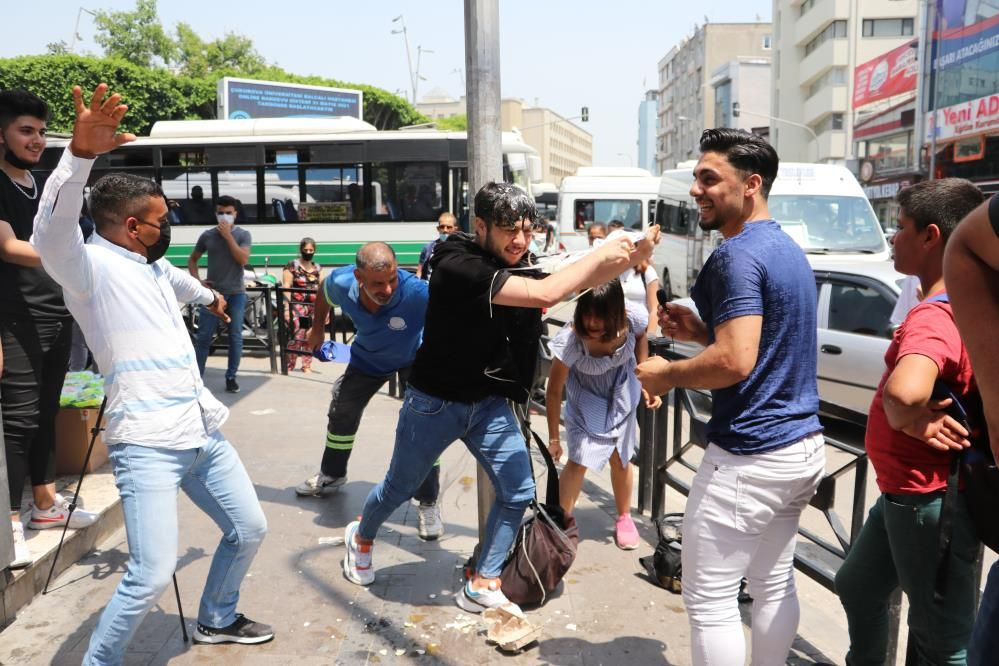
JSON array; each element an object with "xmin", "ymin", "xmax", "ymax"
[{"xmin": 217, "ymin": 213, "xmax": 235, "ymax": 224}]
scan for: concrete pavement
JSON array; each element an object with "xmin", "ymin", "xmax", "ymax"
[{"xmin": 0, "ymin": 353, "xmax": 851, "ymax": 665}]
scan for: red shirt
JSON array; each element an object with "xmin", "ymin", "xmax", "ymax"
[{"xmin": 865, "ymin": 297, "xmax": 976, "ymax": 494}]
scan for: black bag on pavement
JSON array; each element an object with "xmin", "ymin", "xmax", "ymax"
[
  {"xmin": 497, "ymin": 427, "xmax": 579, "ymax": 607},
  {"xmin": 639, "ymin": 513, "xmax": 683, "ymax": 593}
]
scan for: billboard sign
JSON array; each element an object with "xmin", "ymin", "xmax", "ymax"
[
  {"xmin": 934, "ymin": 11, "xmax": 999, "ymax": 71},
  {"xmin": 853, "ymin": 41, "xmax": 918, "ymax": 108},
  {"xmin": 925, "ymin": 92, "xmax": 999, "ymax": 142},
  {"xmin": 218, "ymin": 77, "xmax": 363, "ymax": 120}
]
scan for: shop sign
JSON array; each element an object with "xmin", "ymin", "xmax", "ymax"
[
  {"xmin": 853, "ymin": 41, "xmax": 918, "ymax": 108},
  {"xmin": 926, "ymin": 93, "xmax": 999, "ymax": 142},
  {"xmin": 863, "ymin": 179, "xmax": 911, "ymax": 201}
]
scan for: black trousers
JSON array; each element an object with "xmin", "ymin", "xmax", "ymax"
[{"xmin": 1, "ymin": 316, "xmax": 72, "ymax": 511}]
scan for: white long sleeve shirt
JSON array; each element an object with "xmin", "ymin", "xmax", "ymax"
[{"xmin": 32, "ymin": 148, "xmax": 228, "ymax": 449}]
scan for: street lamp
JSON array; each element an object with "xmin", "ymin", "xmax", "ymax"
[
  {"xmin": 414, "ymin": 46, "xmax": 434, "ymax": 104},
  {"xmin": 69, "ymin": 7, "xmax": 97, "ymax": 54},
  {"xmin": 391, "ymin": 15, "xmax": 416, "ymax": 104},
  {"xmin": 736, "ymin": 108, "xmax": 820, "ymax": 162}
]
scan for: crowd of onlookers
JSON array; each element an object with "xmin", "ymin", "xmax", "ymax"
[{"xmin": 5, "ymin": 81, "xmax": 999, "ymax": 666}]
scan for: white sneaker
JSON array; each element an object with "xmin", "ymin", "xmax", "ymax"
[
  {"xmin": 456, "ymin": 580, "xmax": 523, "ymax": 617},
  {"xmin": 27, "ymin": 498, "xmax": 99, "ymax": 530},
  {"xmin": 342, "ymin": 520, "xmax": 374, "ymax": 586},
  {"xmin": 10, "ymin": 522, "xmax": 31, "ymax": 569},
  {"xmin": 295, "ymin": 472, "xmax": 346, "ymax": 497},
  {"xmin": 417, "ymin": 502, "xmax": 443, "ymax": 541}
]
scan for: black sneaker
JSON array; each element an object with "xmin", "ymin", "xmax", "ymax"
[
  {"xmin": 193, "ymin": 613, "xmax": 274, "ymax": 645},
  {"xmin": 225, "ymin": 378, "xmax": 240, "ymax": 393}
]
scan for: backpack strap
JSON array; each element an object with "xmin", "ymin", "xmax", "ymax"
[{"xmin": 932, "ymin": 378, "xmax": 968, "ymax": 604}]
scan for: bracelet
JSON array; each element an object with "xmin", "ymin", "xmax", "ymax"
[{"xmin": 549, "ymin": 438, "xmax": 561, "ymax": 443}]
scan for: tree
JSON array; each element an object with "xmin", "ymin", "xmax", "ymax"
[
  {"xmin": 92, "ymin": 0, "xmax": 176, "ymax": 68},
  {"xmin": 174, "ymin": 23, "xmax": 267, "ymax": 78},
  {"xmin": 436, "ymin": 114, "xmax": 467, "ymax": 131},
  {"xmin": 46, "ymin": 41, "xmax": 70, "ymax": 55}
]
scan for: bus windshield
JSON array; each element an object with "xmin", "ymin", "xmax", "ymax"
[{"xmin": 768, "ymin": 194, "xmax": 886, "ymax": 253}]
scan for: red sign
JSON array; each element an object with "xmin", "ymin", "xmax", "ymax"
[{"xmin": 853, "ymin": 41, "xmax": 918, "ymax": 108}]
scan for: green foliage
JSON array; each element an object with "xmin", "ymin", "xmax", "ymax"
[
  {"xmin": 1, "ymin": 0, "xmax": 429, "ymax": 135},
  {"xmin": 93, "ymin": 0, "xmax": 176, "ymax": 68},
  {"xmin": 435, "ymin": 114, "xmax": 467, "ymax": 131}
]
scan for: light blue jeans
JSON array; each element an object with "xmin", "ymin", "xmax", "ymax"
[
  {"xmin": 195, "ymin": 292, "xmax": 247, "ymax": 381},
  {"xmin": 358, "ymin": 387, "xmax": 536, "ymax": 578},
  {"xmin": 83, "ymin": 433, "xmax": 267, "ymax": 665}
]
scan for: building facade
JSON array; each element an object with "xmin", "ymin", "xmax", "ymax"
[
  {"xmin": 637, "ymin": 90, "xmax": 659, "ymax": 174},
  {"xmin": 415, "ymin": 95, "xmax": 592, "ymax": 186},
  {"xmin": 711, "ymin": 57, "xmax": 773, "ymax": 134},
  {"xmin": 771, "ymin": 0, "xmax": 919, "ymax": 164},
  {"xmin": 656, "ymin": 22, "xmax": 773, "ymax": 171}
]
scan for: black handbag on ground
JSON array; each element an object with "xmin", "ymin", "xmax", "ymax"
[{"xmin": 639, "ymin": 513, "xmax": 683, "ymax": 593}]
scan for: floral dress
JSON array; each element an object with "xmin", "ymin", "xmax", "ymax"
[{"xmin": 285, "ymin": 259, "xmax": 321, "ymax": 370}]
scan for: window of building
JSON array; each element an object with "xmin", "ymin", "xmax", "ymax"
[
  {"xmin": 862, "ymin": 18, "xmax": 914, "ymax": 37},
  {"xmin": 762, "ymin": 34, "xmax": 773, "ymax": 50},
  {"xmin": 807, "ymin": 67, "xmax": 848, "ymax": 98},
  {"xmin": 813, "ymin": 112, "xmax": 846, "ymax": 134},
  {"xmin": 805, "ymin": 20, "xmax": 848, "ymax": 56},
  {"xmin": 799, "ymin": 0, "xmax": 817, "ymax": 18}
]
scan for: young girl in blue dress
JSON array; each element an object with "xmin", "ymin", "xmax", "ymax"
[{"xmin": 546, "ymin": 278, "xmax": 661, "ymax": 549}]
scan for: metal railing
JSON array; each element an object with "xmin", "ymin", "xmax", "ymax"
[{"xmin": 183, "ymin": 285, "xmax": 279, "ymax": 374}]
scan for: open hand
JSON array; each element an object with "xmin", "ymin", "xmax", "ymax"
[
  {"xmin": 903, "ymin": 402, "xmax": 970, "ymax": 451},
  {"xmin": 69, "ymin": 84, "xmax": 136, "ymax": 159}
]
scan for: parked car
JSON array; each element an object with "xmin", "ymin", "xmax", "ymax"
[{"xmin": 667, "ymin": 260, "xmax": 905, "ymax": 420}]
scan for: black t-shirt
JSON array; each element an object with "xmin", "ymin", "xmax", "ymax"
[
  {"xmin": 410, "ymin": 234, "xmax": 543, "ymax": 403},
  {"xmin": 0, "ymin": 171, "xmax": 69, "ymax": 319},
  {"xmin": 989, "ymin": 194, "xmax": 999, "ymax": 239}
]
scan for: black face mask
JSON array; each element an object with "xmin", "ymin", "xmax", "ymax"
[
  {"xmin": 137, "ymin": 221, "xmax": 172, "ymax": 264},
  {"xmin": 301, "ymin": 251, "xmax": 315, "ymax": 262},
  {"xmin": 1, "ymin": 131, "xmax": 35, "ymax": 171}
]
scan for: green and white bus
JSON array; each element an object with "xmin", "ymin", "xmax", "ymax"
[{"xmin": 41, "ymin": 117, "xmax": 539, "ymax": 270}]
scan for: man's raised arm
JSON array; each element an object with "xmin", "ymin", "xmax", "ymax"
[{"xmin": 31, "ymin": 84, "xmax": 135, "ymax": 300}]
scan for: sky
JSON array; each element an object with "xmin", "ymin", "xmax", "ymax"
[{"xmin": 0, "ymin": 0, "xmax": 773, "ymax": 166}]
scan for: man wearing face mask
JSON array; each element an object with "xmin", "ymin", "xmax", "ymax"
[
  {"xmin": 0, "ymin": 89, "xmax": 100, "ymax": 569},
  {"xmin": 416, "ymin": 211, "xmax": 457, "ymax": 280},
  {"xmin": 188, "ymin": 195, "xmax": 253, "ymax": 393},
  {"xmin": 296, "ymin": 242, "xmax": 445, "ymax": 538},
  {"xmin": 32, "ymin": 84, "xmax": 273, "ymax": 662}
]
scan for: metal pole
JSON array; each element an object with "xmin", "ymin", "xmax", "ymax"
[
  {"xmin": 913, "ymin": 0, "xmax": 931, "ymax": 175},
  {"xmin": 927, "ymin": 0, "xmax": 941, "ymax": 181},
  {"xmin": 464, "ymin": 0, "xmax": 503, "ymax": 543}
]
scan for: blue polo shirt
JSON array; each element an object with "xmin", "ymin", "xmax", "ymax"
[
  {"xmin": 322, "ymin": 266, "xmax": 428, "ymax": 376},
  {"xmin": 691, "ymin": 219, "xmax": 822, "ymax": 454}
]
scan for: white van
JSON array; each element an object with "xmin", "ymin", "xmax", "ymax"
[
  {"xmin": 655, "ymin": 162, "xmax": 890, "ymax": 297},
  {"xmin": 556, "ymin": 167, "xmax": 660, "ymax": 252}
]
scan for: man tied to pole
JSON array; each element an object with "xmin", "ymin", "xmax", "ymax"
[{"xmin": 32, "ymin": 84, "xmax": 273, "ymax": 664}]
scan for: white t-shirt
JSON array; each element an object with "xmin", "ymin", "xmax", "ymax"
[{"xmin": 619, "ymin": 265, "xmax": 658, "ymax": 313}]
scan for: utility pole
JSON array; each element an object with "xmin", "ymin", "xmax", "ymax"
[
  {"xmin": 464, "ymin": 0, "xmax": 502, "ymax": 543},
  {"xmin": 392, "ymin": 15, "xmax": 417, "ymax": 104},
  {"xmin": 414, "ymin": 46, "xmax": 434, "ymax": 105},
  {"xmin": 926, "ymin": 0, "xmax": 942, "ymax": 181},
  {"xmin": 69, "ymin": 7, "xmax": 97, "ymax": 54}
]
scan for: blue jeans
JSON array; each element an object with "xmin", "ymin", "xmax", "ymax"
[
  {"xmin": 969, "ymin": 560, "xmax": 999, "ymax": 665},
  {"xmin": 83, "ymin": 433, "xmax": 267, "ymax": 665},
  {"xmin": 358, "ymin": 387, "xmax": 535, "ymax": 578},
  {"xmin": 195, "ymin": 292, "xmax": 247, "ymax": 381}
]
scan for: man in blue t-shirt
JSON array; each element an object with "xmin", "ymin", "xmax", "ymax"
[
  {"xmin": 295, "ymin": 242, "xmax": 443, "ymax": 540},
  {"xmin": 637, "ymin": 128, "xmax": 824, "ymax": 666}
]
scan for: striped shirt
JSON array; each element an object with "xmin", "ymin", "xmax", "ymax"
[{"xmin": 32, "ymin": 149, "xmax": 225, "ymax": 450}]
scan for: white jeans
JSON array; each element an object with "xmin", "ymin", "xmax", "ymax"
[{"xmin": 682, "ymin": 433, "xmax": 825, "ymax": 666}]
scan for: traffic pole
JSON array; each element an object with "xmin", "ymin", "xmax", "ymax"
[{"xmin": 464, "ymin": 0, "xmax": 502, "ymax": 543}]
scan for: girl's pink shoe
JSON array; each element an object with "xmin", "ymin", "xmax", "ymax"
[{"xmin": 615, "ymin": 514, "xmax": 640, "ymax": 550}]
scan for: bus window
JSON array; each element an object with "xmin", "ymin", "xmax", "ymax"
[{"xmin": 573, "ymin": 199, "xmax": 642, "ymax": 229}]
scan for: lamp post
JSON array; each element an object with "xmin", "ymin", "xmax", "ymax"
[
  {"xmin": 736, "ymin": 107, "xmax": 820, "ymax": 162},
  {"xmin": 414, "ymin": 46, "xmax": 434, "ymax": 104},
  {"xmin": 391, "ymin": 15, "xmax": 417, "ymax": 104},
  {"xmin": 69, "ymin": 7, "xmax": 97, "ymax": 54}
]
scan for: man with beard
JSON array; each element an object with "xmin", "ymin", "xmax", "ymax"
[
  {"xmin": 32, "ymin": 84, "xmax": 272, "ymax": 662},
  {"xmin": 637, "ymin": 128, "xmax": 824, "ymax": 666},
  {"xmin": 0, "ymin": 89, "xmax": 98, "ymax": 569},
  {"xmin": 342, "ymin": 182, "xmax": 659, "ymax": 618},
  {"xmin": 296, "ymin": 241, "xmax": 444, "ymax": 540}
]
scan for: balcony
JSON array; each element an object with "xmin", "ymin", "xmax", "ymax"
[
  {"xmin": 816, "ymin": 129, "xmax": 847, "ymax": 162},
  {"xmin": 802, "ymin": 85, "xmax": 848, "ymax": 126},
  {"xmin": 794, "ymin": 0, "xmax": 849, "ymax": 47},
  {"xmin": 799, "ymin": 38, "xmax": 849, "ymax": 87}
]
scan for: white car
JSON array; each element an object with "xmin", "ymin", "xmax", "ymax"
[{"xmin": 667, "ymin": 260, "xmax": 905, "ymax": 419}]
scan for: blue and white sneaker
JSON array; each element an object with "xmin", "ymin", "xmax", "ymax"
[{"xmin": 455, "ymin": 580, "xmax": 523, "ymax": 617}]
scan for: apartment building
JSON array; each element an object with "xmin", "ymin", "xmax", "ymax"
[
  {"xmin": 711, "ymin": 57, "xmax": 772, "ymax": 133},
  {"xmin": 656, "ymin": 22, "xmax": 773, "ymax": 171},
  {"xmin": 637, "ymin": 90, "xmax": 659, "ymax": 174},
  {"xmin": 416, "ymin": 95, "xmax": 592, "ymax": 185},
  {"xmin": 771, "ymin": 0, "xmax": 918, "ymax": 163}
]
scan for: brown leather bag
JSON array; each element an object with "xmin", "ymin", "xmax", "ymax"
[{"xmin": 499, "ymin": 429, "xmax": 579, "ymax": 606}]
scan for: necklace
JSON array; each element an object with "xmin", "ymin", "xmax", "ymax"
[{"xmin": 3, "ymin": 169, "xmax": 37, "ymax": 200}]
